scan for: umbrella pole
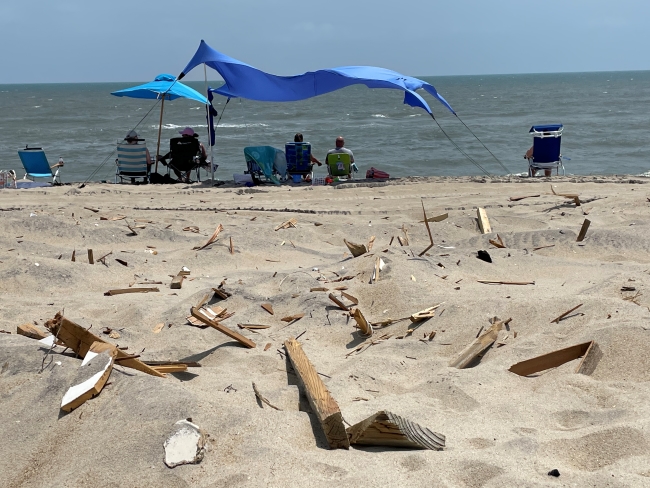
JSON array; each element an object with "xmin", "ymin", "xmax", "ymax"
[
  {"xmin": 204, "ymin": 64, "xmax": 214, "ymax": 185},
  {"xmin": 155, "ymin": 95, "xmax": 165, "ymax": 174}
]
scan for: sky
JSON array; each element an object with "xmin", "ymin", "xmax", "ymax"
[{"xmin": 1, "ymin": 0, "xmax": 648, "ymax": 84}]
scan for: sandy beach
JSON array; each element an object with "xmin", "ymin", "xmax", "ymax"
[{"xmin": 1, "ymin": 175, "xmax": 649, "ymax": 487}]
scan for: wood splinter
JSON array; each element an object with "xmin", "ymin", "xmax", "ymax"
[
  {"xmin": 351, "ymin": 308, "xmax": 372, "ymax": 337},
  {"xmin": 252, "ymin": 382, "xmax": 282, "ymax": 411},
  {"xmin": 190, "ymin": 307, "xmax": 255, "ymax": 349},
  {"xmin": 449, "ymin": 318, "xmax": 511, "ymax": 369},
  {"xmin": 550, "ymin": 303, "xmax": 583, "ymax": 324}
]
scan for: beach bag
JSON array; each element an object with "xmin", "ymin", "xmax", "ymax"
[{"xmin": 366, "ymin": 167, "xmax": 389, "ymax": 179}]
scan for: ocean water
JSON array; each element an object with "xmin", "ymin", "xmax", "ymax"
[{"xmin": 1, "ymin": 70, "xmax": 649, "ymax": 182}]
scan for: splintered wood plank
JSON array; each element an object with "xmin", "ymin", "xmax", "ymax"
[
  {"xmin": 328, "ymin": 293, "xmax": 349, "ymax": 311},
  {"xmin": 143, "ymin": 360, "xmax": 201, "ymax": 367},
  {"xmin": 193, "ymin": 224, "xmax": 224, "ymax": 250},
  {"xmin": 280, "ymin": 314, "xmax": 304, "ymax": 323},
  {"xmin": 576, "ymin": 219, "xmax": 591, "ymax": 242},
  {"xmin": 550, "ymin": 303, "xmax": 583, "ymax": 323},
  {"xmin": 213, "ymin": 287, "xmax": 232, "ymax": 299},
  {"xmin": 284, "ymin": 338, "xmax": 349, "ymax": 449},
  {"xmin": 104, "ymin": 287, "xmax": 159, "ymax": 296},
  {"xmin": 170, "ymin": 274, "xmax": 184, "ymax": 289},
  {"xmin": 261, "ymin": 303, "xmax": 274, "ymax": 315},
  {"xmin": 575, "ymin": 342, "xmax": 603, "ymax": 375},
  {"xmin": 190, "ymin": 307, "xmax": 256, "ymax": 349},
  {"xmin": 509, "ymin": 195, "xmax": 540, "ymax": 201},
  {"xmin": 351, "ymin": 309, "xmax": 372, "ymax": 337},
  {"xmin": 346, "ymin": 410, "xmax": 445, "ymax": 451},
  {"xmin": 17, "ymin": 323, "xmax": 49, "ymax": 340},
  {"xmin": 150, "ymin": 364, "xmax": 188, "ymax": 374},
  {"xmin": 488, "ymin": 234, "xmax": 506, "ymax": 248},
  {"xmin": 410, "ymin": 304, "xmax": 443, "ymax": 323},
  {"xmin": 508, "ymin": 341, "xmax": 594, "ymax": 377},
  {"xmin": 44, "ymin": 314, "xmax": 165, "ymax": 378},
  {"xmin": 449, "ymin": 318, "xmax": 509, "ymax": 369},
  {"xmin": 477, "ymin": 207, "xmax": 492, "ymax": 234},
  {"xmin": 343, "ymin": 239, "xmax": 367, "ymax": 257},
  {"xmin": 60, "ymin": 347, "xmax": 116, "ymax": 412},
  {"xmin": 87, "ymin": 249, "xmax": 94, "ymax": 265},
  {"xmin": 275, "ymin": 218, "xmax": 297, "ymax": 231}
]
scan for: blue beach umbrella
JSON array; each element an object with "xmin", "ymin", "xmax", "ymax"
[{"xmin": 111, "ymin": 73, "xmax": 208, "ymax": 171}]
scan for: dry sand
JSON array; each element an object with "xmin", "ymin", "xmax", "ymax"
[{"xmin": 1, "ymin": 175, "xmax": 649, "ymax": 487}]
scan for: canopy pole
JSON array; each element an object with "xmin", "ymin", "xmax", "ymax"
[
  {"xmin": 155, "ymin": 95, "xmax": 165, "ymax": 174},
  {"xmin": 204, "ymin": 64, "xmax": 214, "ymax": 185}
]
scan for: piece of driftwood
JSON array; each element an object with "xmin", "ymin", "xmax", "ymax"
[
  {"xmin": 104, "ymin": 287, "xmax": 160, "ymax": 296},
  {"xmin": 44, "ymin": 314, "xmax": 165, "ymax": 377},
  {"xmin": 87, "ymin": 249, "xmax": 94, "ymax": 265},
  {"xmin": 284, "ymin": 338, "xmax": 349, "ymax": 449},
  {"xmin": 418, "ymin": 201, "xmax": 435, "ymax": 257},
  {"xmin": 477, "ymin": 280, "xmax": 535, "ymax": 285},
  {"xmin": 190, "ymin": 307, "xmax": 256, "ymax": 349},
  {"xmin": 17, "ymin": 323, "xmax": 49, "ymax": 340},
  {"xmin": 261, "ymin": 303, "xmax": 274, "ymax": 315},
  {"xmin": 252, "ymin": 382, "xmax": 282, "ymax": 411},
  {"xmin": 508, "ymin": 341, "xmax": 600, "ymax": 377},
  {"xmin": 61, "ymin": 347, "xmax": 116, "ymax": 412},
  {"xmin": 344, "ymin": 239, "xmax": 367, "ymax": 257},
  {"xmin": 550, "ymin": 303, "xmax": 583, "ymax": 323},
  {"xmin": 170, "ymin": 274, "xmax": 184, "ymax": 289},
  {"xmin": 509, "ymin": 195, "xmax": 540, "ymax": 201},
  {"xmin": 410, "ymin": 304, "xmax": 442, "ymax": 323},
  {"xmin": 576, "ymin": 219, "xmax": 591, "ymax": 242},
  {"xmin": 449, "ymin": 318, "xmax": 510, "ymax": 369},
  {"xmin": 193, "ymin": 224, "xmax": 224, "ymax": 250},
  {"xmin": 346, "ymin": 410, "xmax": 445, "ymax": 451},
  {"xmin": 281, "ymin": 314, "xmax": 304, "ymax": 323},
  {"xmin": 488, "ymin": 234, "xmax": 506, "ymax": 249},
  {"xmin": 477, "ymin": 207, "xmax": 492, "ymax": 234},
  {"xmin": 275, "ymin": 218, "xmax": 297, "ymax": 231},
  {"xmin": 351, "ymin": 308, "xmax": 372, "ymax": 336},
  {"xmin": 328, "ymin": 293, "xmax": 350, "ymax": 311}
]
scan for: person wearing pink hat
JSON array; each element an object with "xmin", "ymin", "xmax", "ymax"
[{"xmin": 157, "ymin": 127, "xmax": 208, "ymax": 181}]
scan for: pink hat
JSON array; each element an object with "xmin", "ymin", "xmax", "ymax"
[{"xmin": 179, "ymin": 127, "xmax": 195, "ymax": 137}]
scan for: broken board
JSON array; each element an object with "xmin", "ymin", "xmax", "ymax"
[
  {"xmin": 508, "ymin": 341, "xmax": 601, "ymax": 377},
  {"xmin": 477, "ymin": 207, "xmax": 492, "ymax": 234},
  {"xmin": 190, "ymin": 307, "xmax": 255, "ymax": 348},
  {"xmin": 60, "ymin": 347, "xmax": 116, "ymax": 412},
  {"xmin": 448, "ymin": 319, "xmax": 507, "ymax": 369}
]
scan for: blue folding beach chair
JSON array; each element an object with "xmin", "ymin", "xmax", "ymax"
[
  {"xmin": 17, "ymin": 146, "xmax": 63, "ymax": 185},
  {"xmin": 527, "ymin": 124, "xmax": 565, "ymax": 176},
  {"xmin": 115, "ymin": 142, "xmax": 150, "ymax": 184},
  {"xmin": 285, "ymin": 142, "xmax": 313, "ymax": 179},
  {"xmin": 244, "ymin": 146, "xmax": 283, "ymax": 185}
]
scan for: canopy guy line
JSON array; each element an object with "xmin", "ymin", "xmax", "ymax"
[
  {"xmin": 429, "ymin": 114, "xmax": 491, "ymax": 176},
  {"xmin": 455, "ymin": 115, "xmax": 510, "ymax": 174}
]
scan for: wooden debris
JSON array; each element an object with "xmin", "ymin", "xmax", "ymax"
[
  {"xmin": 310, "ymin": 287, "xmax": 329, "ymax": 292},
  {"xmin": 264, "ymin": 343, "xmax": 272, "ymax": 351},
  {"xmin": 143, "ymin": 360, "xmax": 200, "ymax": 368},
  {"xmin": 428, "ymin": 330, "xmax": 436, "ymax": 341},
  {"xmin": 152, "ymin": 322, "xmax": 165, "ymax": 334},
  {"xmin": 477, "ymin": 280, "xmax": 535, "ymax": 285},
  {"xmin": 87, "ymin": 249, "xmax": 94, "ymax": 264},
  {"xmin": 71, "ymin": 249, "xmax": 76, "ymax": 262},
  {"xmin": 509, "ymin": 195, "xmax": 540, "ymax": 201},
  {"xmin": 367, "ymin": 236, "xmax": 376, "ymax": 251},
  {"xmin": 341, "ymin": 292, "xmax": 358, "ymax": 305},
  {"xmin": 229, "ymin": 236, "xmax": 234, "ymax": 255},
  {"xmin": 508, "ymin": 341, "xmax": 600, "ymax": 377},
  {"xmin": 449, "ymin": 318, "xmax": 511, "ymax": 369},
  {"xmin": 371, "ymin": 257, "xmax": 384, "ymax": 283},
  {"xmin": 61, "ymin": 347, "xmax": 116, "ymax": 412},
  {"xmin": 183, "ymin": 226, "xmax": 200, "ymax": 233},
  {"xmin": 346, "ymin": 411, "xmax": 445, "ymax": 451},
  {"xmin": 97, "ymin": 251, "xmax": 113, "ymax": 265},
  {"xmin": 126, "ymin": 222, "xmax": 138, "ymax": 235},
  {"xmin": 17, "ymin": 323, "xmax": 49, "ymax": 340},
  {"xmin": 252, "ymin": 382, "xmax": 282, "ymax": 411},
  {"xmin": 421, "ymin": 212, "xmax": 448, "ymax": 223},
  {"xmin": 104, "ymin": 287, "xmax": 159, "ymax": 296},
  {"xmin": 550, "ymin": 303, "xmax": 583, "ymax": 323},
  {"xmin": 532, "ymin": 244, "xmax": 555, "ymax": 251},
  {"xmin": 284, "ymin": 338, "xmax": 349, "ymax": 449},
  {"xmin": 576, "ymin": 219, "xmax": 591, "ymax": 242},
  {"xmin": 238, "ymin": 324, "xmax": 271, "ymax": 330},
  {"xmin": 400, "ymin": 224, "xmax": 410, "ymax": 245},
  {"xmin": 418, "ymin": 201, "xmax": 435, "ymax": 257},
  {"xmin": 193, "ymin": 224, "xmax": 224, "ymax": 250},
  {"xmin": 488, "ymin": 234, "xmax": 506, "ymax": 249},
  {"xmin": 410, "ymin": 304, "xmax": 442, "ymax": 323},
  {"xmin": 84, "ymin": 206, "xmax": 100, "ymax": 213},
  {"xmin": 343, "ymin": 239, "xmax": 367, "ymax": 257},
  {"xmin": 115, "ymin": 258, "xmax": 128, "ymax": 266},
  {"xmin": 44, "ymin": 314, "xmax": 164, "ymax": 377},
  {"xmin": 149, "ymin": 364, "xmax": 188, "ymax": 374},
  {"xmin": 328, "ymin": 293, "xmax": 350, "ymax": 311},
  {"xmin": 281, "ymin": 314, "xmax": 305, "ymax": 323},
  {"xmin": 261, "ymin": 303, "xmax": 274, "ymax": 315},
  {"xmin": 179, "ymin": 267, "xmax": 191, "ymax": 276},
  {"xmin": 170, "ymin": 274, "xmax": 184, "ymax": 289},
  {"xmin": 351, "ymin": 309, "xmax": 372, "ymax": 336},
  {"xmin": 213, "ymin": 286, "xmax": 232, "ymax": 300},
  {"xmin": 551, "ymin": 185, "xmax": 581, "ymax": 205},
  {"xmin": 477, "ymin": 207, "xmax": 492, "ymax": 234},
  {"xmin": 190, "ymin": 307, "xmax": 256, "ymax": 349},
  {"xmin": 275, "ymin": 218, "xmax": 297, "ymax": 231}
]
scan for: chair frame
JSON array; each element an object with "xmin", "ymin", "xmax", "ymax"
[
  {"xmin": 528, "ymin": 125, "xmax": 565, "ymax": 176},
  {"xmin": 17, "ymin": 147, "xmax": 62, "ymax": 185},
  {"xmin": 115, "ymin": 142, "xmax": 150, "ymax": 184}
]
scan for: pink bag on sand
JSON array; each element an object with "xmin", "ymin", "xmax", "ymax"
[{"xmin": 366, "ymin": 167, "xmax": 390, "ymax": 179}]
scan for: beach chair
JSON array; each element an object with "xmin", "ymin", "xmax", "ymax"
[
  {"xmin": 17, "ymin": 147, "xmax": 63, "ymax": 185},
  {"xmin": 115, "ymin": 142, "xmax": 150, "ymax": 184},
  {"xmin": 528, "ymin": 124, "xmax": 565, "ymax": 176},
  {"xmin": 285, "ymin": 142, "xmax": 313, "ymax": 180},
  {"xmin": 326, "ymin": 152, "xmax": 353, "ymax": 179},
  {"xmin": 166, "ymin": 137, "xmax": 203, "ymax": 182},
  {"xmin": 244, "ymin": 146, "xmax": 282, "ymax": 185}
]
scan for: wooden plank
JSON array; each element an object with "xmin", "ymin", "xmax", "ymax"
[
  {"xmin": 170, "ymin": 274, "xmax": 184, "ymax": 289},
  {"xmin": 550, "ymin": 303, "xmax": 583, "ymax": 323},
  {"xmin": 310, "ymin": 287, "xmax": 329, "ymax": 292},
  {"xmin": 351, "ymin": 309, "xmax": 372, "ymax": 337},
  {"xmin": 150, "ymin": 364, "xmax": 188, "ymax": 374},
  {"xmin": 17, "ymin": 323, "xmax": 49, "ymax": 340},
  {"xmin": 143, "ymin": 360, "xmax": 201, "ymax": 368},
  {"xmin": 346, "ymin": 410, "xmax": 445, "ymax": 451},
  {"xmin": 87, "ymin": 249, "xmax": 94, "ymax": 265},
  {"xmin": 190, "ymin": 307, "xmax": 256, "ymax": 349},
  {"xmin": 104, "ymin": 287, "xmax": 159, "ymax": 296},
  {"xmin": 341, "ymin": 292, "xmax": 358, "ymax": 306},
  {"xmin": 576, "ymin": 219, "xmax": 591, "ymax": 242},
  {"xmin": 280, "ymin": 314, "xmax": 304, "ymax": 323},
  {"xmin": 275, "ymin": 218, "xmax": 297, "ymax": 231},
  {"xmin": 44, "ymin": 314, "xmax": 165, "ymax": 377},
  {"xmin": 509, "ymin": 195, "xmax": 540, "ymax": 201},
  {"xmin": 261, "ymin": 303, "xmax": 274, "ymax": 315},
  {"xmin": 575, "ymin": 342, "xmax": 603, "ymax": 375},
  {"xmin": 449, "ymin": 318, "xmax": 509, "ymax": 369},
  {"xmin": 343, "ymin": 239, "xmax": 367, "ymax": 257},
  {"xmin": 284, "ymin": 338, "xmax": 349, "ymax": 449},
  {"xmin": 410, "ymin": 304, "xmax": 442, "ymax": 323},
  {"xmin": 61, "ymin": 347, "xmax": 116, "ymax": 412},
  {"xmin": 477, "ymin": 207, "xmax": 492, "ymax": 234},
  {"xmin": 238, "ymin": 324, "xmax": 271, "ymax": 330},
  {"xmin": 508, "ymin": 341, "xmax": 593, "ymax": 377},
  {"xmin": 477, "ymin": 280, "xmax": 535, "ymax": 285},
  {"xmin": 328, "ymin": 293, "xmax": 349, "ymax": 311}
]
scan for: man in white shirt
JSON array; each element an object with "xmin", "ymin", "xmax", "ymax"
[{"xmin": 326, "ymin": 136, "xmax": 354, "ymax": 163}]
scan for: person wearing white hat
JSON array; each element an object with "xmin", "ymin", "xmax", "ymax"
[{"xmin": 124, "ymin": 130, "xmax": 152, "ymax": 167}]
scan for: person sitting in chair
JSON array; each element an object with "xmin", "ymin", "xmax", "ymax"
[
  {"xmin": 326, "ymin": 136, "xmax": 354, "ymax": 163},
  {"xmin": 124, "ymin": 130, "xmax": 152, "ymax": 166},
  {"xmin": 158, "ymin": 127, "xmax": 208, "ymax": 181},
  {"xmin": 294, "ymin": 133, "xmax": 322, "ymax": 167},
  {"xmin": 525, "ymin": 132, "xmax": 552, "ymax": 177}
]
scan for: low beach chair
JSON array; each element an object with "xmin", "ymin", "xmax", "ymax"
[
  {"xmin": 326, "ymin": 152, "xmax": 353, "ymax": 179},
  {"xmin": 115, "ymin": 142, "xmax": 150, "ymax": 184},
  {"xmin": 17, "ymin": 146, "xmax": 63, "ymax": 185},
  {"xmin": 166, "ymin": 137, "xmax": 203, "ymax": 183},
  {"xmin": 528, "ymin": 124, "xmax": 565, "ymax": 176},
  {"xmin": 244, "ymin": 146, "xmax": 282, "ymax": 185},
  {"xmin": 285, "ymin": 142, "xmax": 313, "ymax": 180}
]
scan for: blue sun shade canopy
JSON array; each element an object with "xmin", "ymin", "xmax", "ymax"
[
  {"xmin": 111, "ymin": 73, "xmax": 207, "ymax": 104},
  {"xmin": 179, "ymin": 41, "xmax": 455, "ymax": 115}
]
